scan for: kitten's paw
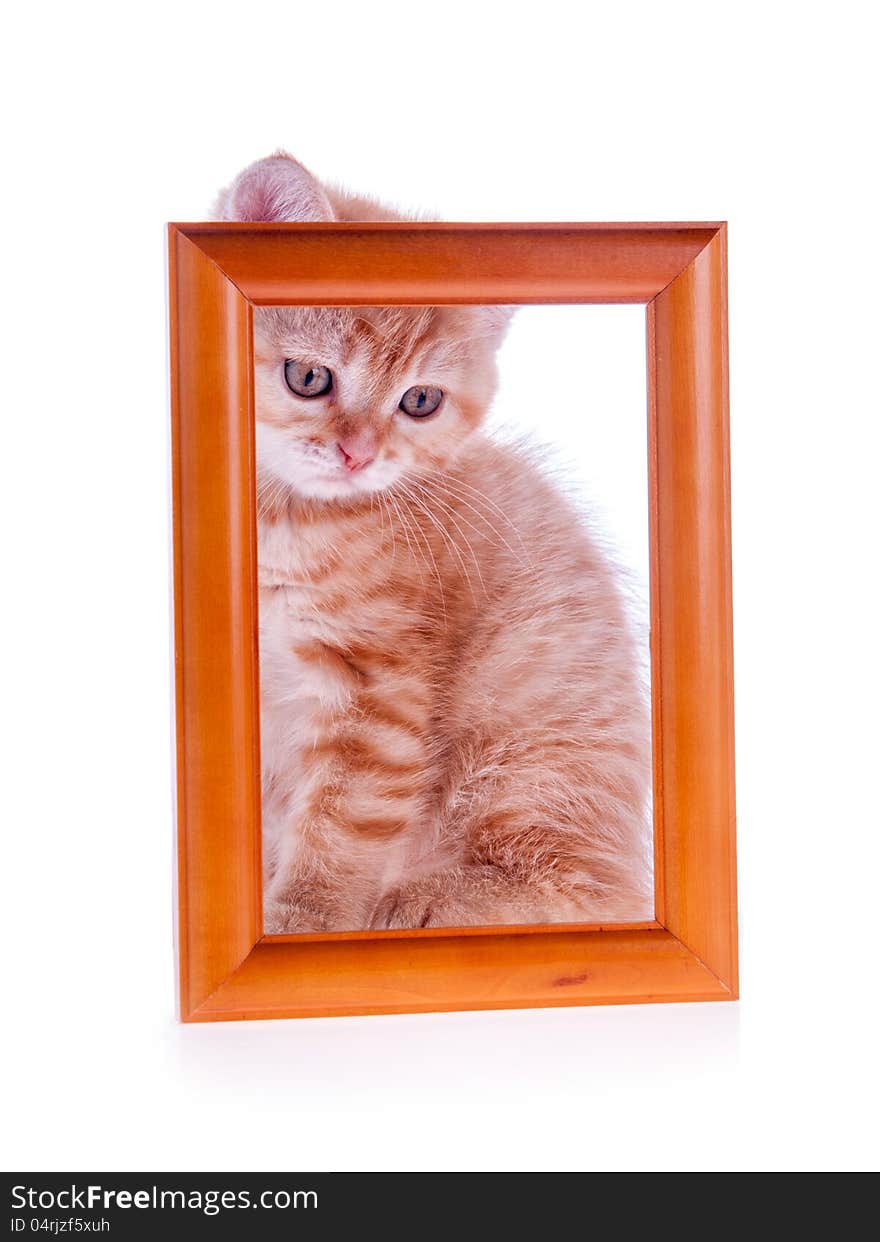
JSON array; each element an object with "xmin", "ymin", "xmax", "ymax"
[
  {"xmin": 373, "ymin": 865, "xmax": 572, "ymax": 929},
  {"xmin": 372, "ymin": 868, "xmax": 500, "ymax": 930},
  {"xmin": 263, "ymin": 898, "xmax": 327, "ymax": 935},
  {"xmin": 372, "ymin": 882, "xmax": 440, "ymax": 930}
]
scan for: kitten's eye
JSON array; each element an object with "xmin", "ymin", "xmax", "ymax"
[
  {"xmin": 399, "ymin": 385, "xmax": 443, "ymax": 418},
  {"xmin": 284, "ymin": 360, "xmax": 333, "ymax": 398}
]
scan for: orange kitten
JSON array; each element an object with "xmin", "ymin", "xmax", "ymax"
[{"xmin": 216, "ymin": 154, "xmax": 652, "ymax": 931}]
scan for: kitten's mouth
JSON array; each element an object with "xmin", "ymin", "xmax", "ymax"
[
  {"xmin": 301, "ymin": 464, "xmax": 384, "ymax": 500},
  {"xmin": 314, "ymin": 467, "xmax": 364, "ymax": 488},
  {"xmin": 312, "ymin": 456, "xmax": 393, "ymax": 488}
]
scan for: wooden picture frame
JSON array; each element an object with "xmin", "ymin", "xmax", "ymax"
[{"xmin": 168, "ymin": 221, "xmax": 737, "ymax": 1022}]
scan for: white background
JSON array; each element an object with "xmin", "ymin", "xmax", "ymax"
[
  {"xmin": 3, "ymin": 1, "xmax": 878, "ymax": 1173},
  {"xmin": 494, "ymin": 305, "xmax": 649, "ymax": 597}
]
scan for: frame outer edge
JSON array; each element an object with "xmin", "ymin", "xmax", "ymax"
[
  {"xmin": 650, "ymin": 228, "xmax": 738, "ymax": 991},
  {"xmin": 170, "ymin": 231, "xmax": 262, "ymax": 1017},
  {"xmin": 169, "ymin": 222, "xmax": 738, "ymax": 1020}
]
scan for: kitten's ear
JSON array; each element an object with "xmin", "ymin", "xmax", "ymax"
[{"xmin": 214, "ymin": 152, "xmax": 335, "ymax": 222}]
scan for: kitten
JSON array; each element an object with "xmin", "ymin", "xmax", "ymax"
[{"xmin": 215, "ymin": 153, "xmax": 652, "ymax": 932}]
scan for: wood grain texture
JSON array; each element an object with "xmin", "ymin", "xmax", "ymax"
[
  {"xmin": 169, "ymin": 232, "xmax": 261, "ymax": 1016},
  {"xmin": 168, "ymin": 221, "xmax": 738, "ymax": 1021},
  {"xmin": 197, "ymin": 929, "xmax": 728, "ymax": 1022},
  {"xmin": 175, "ymin": 221, "xmax": 721, "ymax": 305},
  {"xmin": 648, "ymin": 226, "xmax": 737, "ymax": 991}
]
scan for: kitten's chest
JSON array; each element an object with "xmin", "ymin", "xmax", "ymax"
[
  {"xmin": 260, "ymin": 533, "xmax": 343, "ymax": 696},
  {"xmin": 257, "ymin": 513, "xmax": 387, "ymax": 711}
]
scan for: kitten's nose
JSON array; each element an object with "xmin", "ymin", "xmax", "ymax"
[{"xmin": 336, "ymin": 434, "xmax": 376, "ymax": 472}]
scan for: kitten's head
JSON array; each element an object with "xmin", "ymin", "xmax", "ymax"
[{"xmin": 219, "ymin": 154, "xmax": 512, "ymax": 502}]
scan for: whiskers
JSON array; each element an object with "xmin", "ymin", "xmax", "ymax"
[
  {"xmin": 400, "ymin": 469, "xmax": 531, "ymax": 572},
  {"xmin": 395, "ymin": 478, "xmax": 486, "ymax": 600},
  {"xmin": 414, "ymin": 468, "xmax": 532, "ymax": 568},
  {"xmin": 384, "ymin": 487, "xmax": 448, "ymax": 629},
  {"xmin": 379, "ymin": 467, "xmax": 532, "ymax": 614},
  {"xmin": 257, "ymin": 475, "xmax": 293, "ymax": 522},
  {"xmin": 256, "ymin": 463, "xmax": 531, "ymax": 635}
]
